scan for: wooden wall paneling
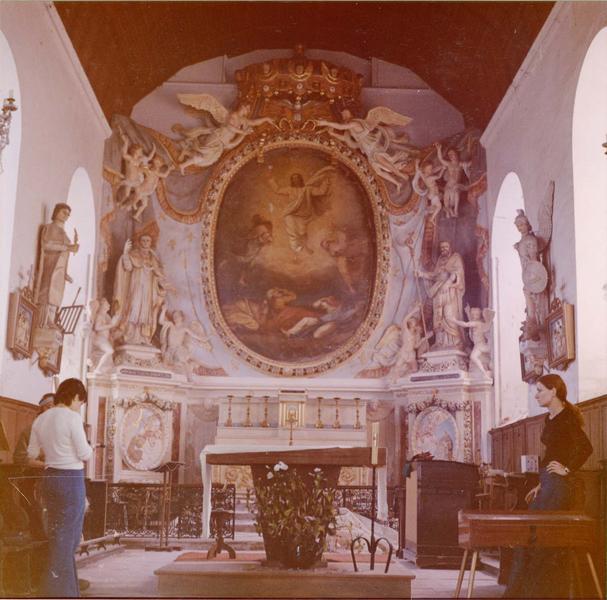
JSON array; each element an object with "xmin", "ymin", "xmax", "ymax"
[
  {"xmin": 581, "ymin": 405, "xmax": 602, "ymax": 470},
  {"xmin": 525, "ymin": 416, "xmax": 544, "ymax": 459},
  {"xmin": 512, "ymin": 421, "xmax": 526, "ymax": 467},
  {"xmin": 0, "ymin": 396, "xmax": 38, "ymax": 462},
  {"xmin": 502, "ymin": 427, "xmax": 514, "ymax": 472},
  {"xmin": 600, "ymin": 403, "xmax": 607, "ymax": 462}
]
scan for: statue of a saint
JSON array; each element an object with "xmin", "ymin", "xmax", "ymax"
[
  {"xmin": 113, "ymin": 234, "xmax": 167, "ymax": 345},
  {"xmin": 34, "ymin": 203, "xmax": 79, "ymax": 328},
  {"xmin": 417, "ymin": 240, "xmax": 466, "ymax": 349}
]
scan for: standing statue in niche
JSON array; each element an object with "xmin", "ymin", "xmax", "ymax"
[
  {"xmin": 314, "ymin": 107, "xmax": 414, "ymax": 193},
  {"xmin": 416, "ymin": 240, "xmax": 465, "ymax": 349},
  {"xmin": 173, "ymin": 94, "xmax": 276, "ymax": 174},
  {"xmin": 34, "ymin": 203, "xmax": 79, "ymax": 328},
  {"xmin": 390, "ymin": 302, "xmax": 433, "ymax": 380},
  {"xmin": 88, "ymin": 298, "xmax": 120, "ymax": 373},
  {"xmin": 159, "ymin": 307, "xmax": 212, "ymax": 381},
  {"xmin": 514, "ymin": 182, "xmax": 554, "ymax": 340},
  {"xmin": 113, "ymin": 234, "xmax": 167, "ymax": 345},
  {"xmin": 435, "ymin": 143, "xmax": 470, "ymax": 218},
  {"xmin": 449, "ymin": 306, "xmax": 495, "ymax": 377}
]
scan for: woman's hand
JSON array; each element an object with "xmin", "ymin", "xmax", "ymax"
[
  {"xmin": 546, "ymin": 461, "xmax": 569, "ymax": 476},
  {"xmin": 525, "ymin": 483, "xmax": 541, "ymax": 504}
]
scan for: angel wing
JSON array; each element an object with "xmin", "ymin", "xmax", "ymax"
[
  {"xmin": 177, "ymin": 93, "xmax": 229, "ymax": 125},
  {"xmin": 536, "ymin": 180, "xmax": 554, "ymax": 252},
  {"xmin": 365, "ymin": 106, "xmax": 412, "ymax": 129},
  {"xmin": 482, "ymin": 308, "xmax": 496, "ymax": 324}
]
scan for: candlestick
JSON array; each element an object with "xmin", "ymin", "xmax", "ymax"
[
  {"xmin": 354, "ymin": 397, "xmax": 362, "ymax": 429},
  {"xmin": 225, "ymin": 395, "xmax": 233, "ymax": 427},
  {"xmin": 244, "ymin": 395, "xmax": 252, "ymax": 427},
  {"xmin": 260, "ymin": 395, "xmax": 269, "ymax": 427},
  {"xmin": 315, "ymin": 396, "xmax": 324, "ymax": 429},
  {"xmin": 371, "ymin": 421, "xmax": 379, "ymax": 465},
  {"xmin": 332, "ymin": 397, "xmax": 341, "ymax": 429},
  {"xmin": 286, "ymin": 407, "xmax": 298, "ymax": 446}
]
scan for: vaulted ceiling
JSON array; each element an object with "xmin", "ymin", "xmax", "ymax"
[{"xmin": 55, "ymin": 1, "xmax": 553, "ymax": 129}]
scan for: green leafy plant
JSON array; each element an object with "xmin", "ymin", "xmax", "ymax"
[{"xmin": 252, "ymin": 462, "xmax": 338, "ymax": 568}]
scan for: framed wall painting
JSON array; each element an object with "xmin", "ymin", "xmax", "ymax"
[
  {"xmin": 6, "ymin": 289, "xmax": 37, "ymax": 359},
  {"xmin": 39, "ymin": 343, "xmax": 63, "ymax": 376},
  {"xmin": 547, "ymin": 300, "xmax": 575, "ymax": 369}
]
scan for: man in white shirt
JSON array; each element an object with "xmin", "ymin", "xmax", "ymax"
[{"xmin": 28, "ymin": 378, "xmax": 92, "ymax": 598}]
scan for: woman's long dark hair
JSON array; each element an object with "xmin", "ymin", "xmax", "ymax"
[{"xmin": 537, "ymin": 373, "xmax": 584, "ymax": 426}]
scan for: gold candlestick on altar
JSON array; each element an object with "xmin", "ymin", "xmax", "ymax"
[
  {"xmin": 225, "ymin": 395, "xmax": 233, "ymax": 427},
  {"xmin": 244, "ymin": 395, "xmax": 252, "ymax": 427},
  {"xmin": 332, "ymin": 397, "xmax": 341, "ymax": 429},
  {"xmin": 371, "ymin": 421, "xmax": 379, "ymax": 465},
  {"xmin": 286, "ymin": 408, "xmax": 298, "ymax": 446},
  {"xmin": 260, "ymin": 395, "xmax": 270, "ymax": 427},
  {"xmin": 315, "ymin": 396, "xmax": 324, "ymax": 429},
  {"xmin": 354, "ymin": 397, "xmax": 362, "ymax": 429}
]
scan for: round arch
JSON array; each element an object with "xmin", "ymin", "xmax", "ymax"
[
  {"xmin": 0, "ymin": 30, "xmax": 22, "ymax": 389},
  {"xmin": 491, "ymin": 172, "xmax": 528, "ymax": 425},
  {"xmin": 572, "ymin": 27, "xmax": 607, "ymax": 401},
  {"xmin": 59, "ymin": 167, "xmax": 96, "ymax": 380}
]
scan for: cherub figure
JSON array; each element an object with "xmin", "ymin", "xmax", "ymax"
[
  {"xmin": 127, "ymin": 154, "xmax": 173, "ymax": 222},
  {"xmin": 412, "ymin": 158, "xmax": 444, "ymax": 223},
  {"xmin": 390, "ymin": 303, "xmax": 433, "ymax": 380},
  {"xmin": 435, "ymin": 143, "xmax": 470, "ymax": 218},
  {"xmin": 116, "ymin": 128, "xmax": 155, "ymax": 205},
  {"xmin": 315, "ymin": 107, "xmax": 414, "ymax": 193},
  {"xmin": 449, "ymin": 306, "xmax": 495, "ymax": 377},
  {"xmin": 172, "ymin": 94, "xmax": 276, "ymax": 174},
  {"xmin": 88, "ymin": 298, "xmax": 120, "ymax": 373},
  {"xmin": 159, "ymin": 307, "xmax": 212, "ymax": 381}
]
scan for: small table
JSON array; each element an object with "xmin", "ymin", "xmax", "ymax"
[{"xmin": 454, "ymin": 509, "xmax": 602, "ymax": 599}]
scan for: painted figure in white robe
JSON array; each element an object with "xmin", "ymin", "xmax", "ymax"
[
  {"xmin": 113, "ymin": 234, "xmax": 167, "ymax": 345},
  {"xmin": 34, "ymin": 203, "xmax": 79, "ymax": 328}
]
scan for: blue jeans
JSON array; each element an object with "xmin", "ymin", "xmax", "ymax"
[
  {"xmin": 504, "ymin": 469, "xmax": 573, "ymax": 598},
  {"xmin": 43, "ymin": 468, "xmax": 86, "ymax": 598}
]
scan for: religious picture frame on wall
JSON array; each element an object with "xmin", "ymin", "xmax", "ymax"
[
  {"xmin": 6, "ymin": 289, "xmax": 37, "ymax": 359},
  {"xmin": 547, "ymin": 300, "xmax": 575, "ymax": 369},
  {"xmin": 39, "ymin": 343, "xmax": 63, "ymax": 376},
  {"xmin": 519, "ymin": 348, "xmax": 538, "ymax": 383}
]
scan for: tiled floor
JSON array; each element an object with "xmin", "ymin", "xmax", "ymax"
[{"xmin": 77, "ymin": 547, "xmax": 505, "ymax": 598}]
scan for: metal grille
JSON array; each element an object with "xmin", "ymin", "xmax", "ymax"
[
  {"xmin": 335, "ymin": 485, "xmax": 400, "ymax": 530},
  {"xmin": 105, "ymin": 482, "xmax": 236, "ymax": 539}
]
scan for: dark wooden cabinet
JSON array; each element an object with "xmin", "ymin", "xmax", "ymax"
[{"xmin": 403, "ymin": 460, "xmax": 479, "ymax": 567}]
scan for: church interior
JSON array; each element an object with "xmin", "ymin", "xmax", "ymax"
[{"xmin": 0, "ymin": 1, "xmax": 606, "ymax": 598}]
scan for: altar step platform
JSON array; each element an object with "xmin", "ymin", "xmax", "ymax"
[{"xmin": 155, "ymin": 551, "xmax": 414, "ymax": 599}]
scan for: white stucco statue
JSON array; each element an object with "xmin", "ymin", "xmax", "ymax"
[
  {"xmin": 113, "ymin": 234, "xmax": 167, "ymax": 345},
  {"xmin": 449, "ymin": 306, "xmax": 495, "ymax": 377},
  {"xmin": 34, "ymin": 203, "xmax": 79, "ymax": 328},
  {"xmin": 390, "ymin": 302, "xmax": 433, "ymax": 380},
  {"xmin": 315, "ymin": 107, "xmax": 414, "ymax": 193},
  {"xmin": 514, "ymin": 181, "xmax": 553, "ymax": 340},
  {"xmin": 128, "ymin": 154, "xmax": 173, "ymax": 222},
  {"xmin": 173, "ymin": 94, "xmax": 276, "ymax": 174},
  {"xmin": 88, "ymin": 298, "xmax": 119, "ymax": 373},
  {"xmin": 412, "ymin": 158, "xmax": 443, "ymax": 223},
  {"xmin": 116, "ymin": 128, "xmax": 155, "ymax": 206},
  {"xmin": 435, "ymin": 142, "xmax": 470, "ymax": 218},
  {"xmin": 159, "ymin": 307, "xmax": 212, "ymax": 381},
  {"xmin": 417, "ymin": 240, "xmax": 465, "ymax": 349}
]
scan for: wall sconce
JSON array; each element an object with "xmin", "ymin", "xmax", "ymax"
[{"xmin": 0, "ymin": 92, "xmax": 18, "ymax": 174}]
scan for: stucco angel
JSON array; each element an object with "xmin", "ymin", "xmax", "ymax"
[
  {"xmin": 172, "ymin": 94, "xmax": 276, "ymax": 174},
  {"xmin": 390, "ymin": 302, "xmax": 433, "ymax": 380},
  {"xmin": 87, "ymin": 298, "xmax": 120, "ymax": 373},
  {"xmin": 514, "ymin": 181, "xmax": 554, "ymax": 340},
  {"xmin": 435, "ymin": 142, "xmax": 471, "ymax": 218},
  {"xmin": 159, "ymin": 306, "xmax": 212, "ymax": 381},
  {"xmin": 315, "ymin": 107, "xmax": 414, "ymax": 193},
  {"xmin": 449, "ymin": 306, "xmax": 495, "ymax": 377}
]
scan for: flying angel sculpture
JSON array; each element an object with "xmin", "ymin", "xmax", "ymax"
[
  {"xmin": 172, "ymin": 94, "xmax": 276, "ymax": 174},
  {"xmin": 315, "ymin": 107, "xmax": 417, "ymax": 193}
]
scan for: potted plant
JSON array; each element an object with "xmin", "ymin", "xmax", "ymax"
[{"xmin": 252, "ymin": 461, "xmax": 338, "ymax": 569}]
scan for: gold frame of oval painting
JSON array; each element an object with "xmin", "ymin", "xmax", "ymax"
[{"xmin": 201, "ymin": 135, "xmax": 390, "ymax": 376}]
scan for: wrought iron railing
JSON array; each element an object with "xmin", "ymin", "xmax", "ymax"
[
  {"xmin": 105, "ymin": 482, "xmax": 235, "ymax": 539},
  {"xmin": 335, "ymin": 485, "xmax": 400, "ymax": 530}
]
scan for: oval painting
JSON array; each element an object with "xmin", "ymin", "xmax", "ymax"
[
  {"xmin": 209, "ymin": 144, "xmax": 382, "ymax": 370},
  {"xmin": 120, "ymin": 404, "xmax": 166, "ymax": 471}
]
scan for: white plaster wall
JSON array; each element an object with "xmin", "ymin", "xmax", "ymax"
[
  {"xmin": 481, "ymin": 1, "xmax": 607, "ymax": 411},
  {"xmin": 0, "ymin": 1, "xmax": 110, "ymax": 403}
]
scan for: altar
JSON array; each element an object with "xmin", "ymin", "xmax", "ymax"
[{"xmin": 200, "ymin": 445, "xmax": 388, "ymax": 538}]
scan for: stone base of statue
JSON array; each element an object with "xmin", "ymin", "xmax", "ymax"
[
  {"xmin": 519, "ymin": 336, "xmax": 547, "ymax": 383},
  {"xmin": 33, "ymin": 326, "xmax": 64, "ymax": 374},
  {"xmin": 111, "ymin": 344, "xmax": 182, "ymax": 381},
  {"xmin": 410, "ymin": 348, "xmax": 469, "ymax": 383}
]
